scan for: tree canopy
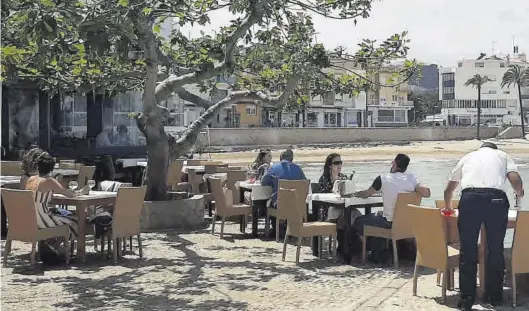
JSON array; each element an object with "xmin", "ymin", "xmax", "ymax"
[{"xmin": 2, "ymin": 0, "xmax": 420, "ymax": 199}]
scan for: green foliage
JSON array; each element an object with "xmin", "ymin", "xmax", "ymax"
[
  {"xmin": 409, "ymin": 91, "xmax": 440, "ymax": 121},
  {"xmin": 2, "ymin": 0, "xmax": 418, "ymax": 105}
]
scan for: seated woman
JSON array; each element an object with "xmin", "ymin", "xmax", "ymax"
[
  {"xmin": 251, "ymin": 149, "xmax": 272, "ymax": 179},
  {"xmin": 318, "ymin": 153, "xmax": 348, "ymax": 193},
  {"xmin": 20, "ymin": 147, "xmax": 45, "ymax": 188},
  {"xmin": 24, "ymin": 152, "xmax": 80, "ymax": 240}
]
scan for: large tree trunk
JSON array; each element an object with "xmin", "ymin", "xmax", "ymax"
[
  {"xmin": 144, "ymin": 128, "xmax": 170, "ymax": 201},
  {"xmin": 518, "ymin": 84, "xmax": 527, "ymax": 139},
  {"xmin": 477, "ymin": 87, "xmax": 481, "ymax": 140}
]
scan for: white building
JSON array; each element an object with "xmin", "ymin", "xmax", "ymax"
[{"xmin": 440, "ymin": 50, "xmax": 529, "ymax": 126}]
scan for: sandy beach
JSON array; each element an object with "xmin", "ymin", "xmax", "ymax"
[{"xmin": 208, "ymin": 139, "xmax": 529, "ymax": 165}]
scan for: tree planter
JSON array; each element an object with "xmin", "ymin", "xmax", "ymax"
[{"xmin": 140, "ymin": 192, "xmax": 206, "ymax": 231}]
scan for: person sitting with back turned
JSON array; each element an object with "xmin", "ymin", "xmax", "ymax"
[
  {"xmin": 353, "ymin": 153, "xmax": 431, "ymax": 263},
  {"xmin": 261, "ymin": 148, "xmax": 306, "ymax": 238},
  {"xmin": 444, "ymin": 142, "xmax": 524, "ymax": 311}
]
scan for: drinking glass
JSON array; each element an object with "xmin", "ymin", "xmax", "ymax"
[
  {"xmin": 87, "ymin": 180, "xmax": 96, "ymax": 191},
  {"xmin": 69, "ymin": 181, "xmax": 78, "ymax": 191}
]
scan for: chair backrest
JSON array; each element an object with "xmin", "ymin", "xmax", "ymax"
[
  {"xmin": 434, "ymin": 199, "xmax": 460, "ymax": 244},
  {"xmin": 409, "ymin": 204, "xmax": 448, "ymax": 269},
  {"xmin": 186, "ymin": 159, "xmax": 202, "ymax": 166},
  {"xmin": 278, "ymin": 188, "xmax": 304, "ymax": 235},
  {"xmin": 1, "ymin": 189, "xmax": 38, "ymax": 241},
  {"xmin": 209, "ymin": 177, "xmax": 230, "ymax": 213},
  {"xmin": 112, "ymin": 187, "xmax": 147, "ymax": 238},
  {"xmin": 187, "ymin": 168, "xmax": 203, "ymax": 193},
  {"xmin": 391, "ymin": 192, "xmax": 422, "ymax": 239},
  {"xmin": 167, "ymin": 160, "xmax": 184, "ymax": 190},
  {"xmin": 512, "ymin": 210, "xmax": 529, "ymax": 273},
  {"xmin": 434, "ymin": 200, "xmax": 460, "ymax": 209},
  {"xmin": 278, "ymin": 179, "xmax": 311, "ymax": 219},
  {"xmin": 1, "ymin": 161, "xmax": 23, "ymax": 176},
  {"xmin": 77, "ymin": 166, "xmax": 96, "ymax": 187},
  {"xmin": 226, "ymin": 170, "xmax": 247, "ymax": 190}
]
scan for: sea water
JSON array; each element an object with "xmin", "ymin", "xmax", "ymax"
[{"xmin": 299, "ymin": 157, "xmax": 529, "ymax": 246}]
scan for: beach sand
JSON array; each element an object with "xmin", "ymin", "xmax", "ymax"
[
  {"xmin": 207, "ymin": 139, "xmax": 529, "ymax": 165},
  {"xmin": 2, "ymin": 222, "xmax": 528, "ymax": 310}
]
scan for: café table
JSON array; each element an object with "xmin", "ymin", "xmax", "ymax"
[
  {"xmin": 445, "ymin": 208, "xmax": 519, "ymax": 300},
  {"xmin": 51, "ymin": 191, "xmax": 117, "ymax": 263},
  {"xmin": 0, "ymin": 176, "xmax": 22, "ymax": 189},
  {"xmin": 238, "ymin": 181, "xmax": 273, "ymax": 238},
  {"xmin": 306, "ymin": 193, "xmax": 384, "ymax": 262},
  {"xmin": 117, "ymin": 158, "xmax": 147, "ymax": 168}
]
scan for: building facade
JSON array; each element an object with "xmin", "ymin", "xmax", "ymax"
[{"xmin": 439, "ymin": 51, "xmax": 529, "ymax": 126}]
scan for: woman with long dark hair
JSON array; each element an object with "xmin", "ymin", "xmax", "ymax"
[
  {"xmin": 251, "ymin": 149, "xmax": 272, "ymax": 179},
  {"xmin": 318, "ymin": 153, "xmax": 348, "ymax": 193},
  {"xmin": 20, "ymin": 147, "xmax": 45, "ymax": 188}
]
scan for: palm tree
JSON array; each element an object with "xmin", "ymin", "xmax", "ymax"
[
  {"xmin": 501, "ymin": 65, "xmax": 529, "ymax": 139},
  {"xmin": 464, "ymin": 74, "xmax": 491, "ymax": 140}
]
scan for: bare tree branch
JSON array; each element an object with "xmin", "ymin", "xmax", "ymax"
[
  {"xmin": 154, "ymin": 1, "xmax": 269, "ymax": 103},
  {"xmin": 172, "ymin": 75, "xmax": 300, "ymax": 154}
]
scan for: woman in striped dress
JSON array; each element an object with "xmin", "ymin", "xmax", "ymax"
[{"xmin": 24, "ymin": 152, "xmax": 79, "ymax": 239}]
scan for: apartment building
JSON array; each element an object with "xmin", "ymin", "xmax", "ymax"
[{"xmin": 440, "ymin": 49, "xmax": 529, "ymax": 126}]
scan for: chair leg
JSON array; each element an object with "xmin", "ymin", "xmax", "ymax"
[
  {"xmin": 30, "ymin": 242, "xmax": 37, "ymax": 265},
  {"xmin": 412, "ymin": 257, "xmax": 419, "ymax": 296},
  {"xmin": 137, "ymin": 234, "xmax": 143, "ymax": 259},
  {"xmin": 441, "ymin": 267, "xmax": 448, "ymax": 303},
  {"xmin": 392, "ymin": 239, "xmax": 399, "ymax": 268},
  {"xmin": 113, "ymin": 238, "xmax": 118, "ymax": 264},
  {"xmin": 436, "ymin": 270, "xmax": 442, "ymax": 286},
  {"xmin": 275, "ymin": 219, "xmax": 280, "ymax": 242},
  {"xmin": 295, "ymin": 237, "xmax": 302, "ymax": 264},
  {"xmin": 70, "ymin": 240, "xmax": 75, "ymax": 257},
  {"xmin": 332, "ymin": 235, "xmax": 337, "ymax": 258},
  {"xmin": 3, "ymin": 239, "xmax": 12, "ymax": 266},
  {"xmin": 318, "ymin": 236, "xmax": 322, "ymax": 259},
  {"xmin": 449, "ymin": 268, "xmax": 455, "ymax": 290},
  {"xmin": 512, "ymin": 272, "xmax": 517, "ymax": 307},
  {"xmin": 122, "ymin": 238, "xmax": 127, "ymax": 253},
  {"xmin": 220, "ymin": 217, "xmax": 226, "ymax": 238},
  {"xmin": 129, "ymin": 237, "xmax": 133, "ymax": 252},
  {"xmin": 265, "ymin": 214, "xmax": 270, "ymax": 233},
  {"xmin": 361, "ymin": 235, "xmax": 367, "ymax": 263},
  {"xmin": 100, "ymin": 236, "xmax": 106, "ymax": 256},
  {"xmin": 211, "ymin": 213, "xmax": 216, "ymax": 234},
  {"xmin": 282, "ymin": 234, "xmax": 288, "ymax": 261},
  {"xmin": 94, "ymin": 235, "xmax": 98, "ymax": 252}
]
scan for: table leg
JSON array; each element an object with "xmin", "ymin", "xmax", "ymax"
[
  {"xmin": 252, "ymin": 200, "xmax": 258, "ymax": 238},
  {"xmin": 342, "ymin": 206, "xmax": 353, "ymax": 264},
  {"xmin": 365, "ymin": 206, "xmax": 372, "ymax": 215},
  {"xmin": 311, "ymin": 205, "xmax": 320, "ymax": 256},
  {"xmin": 478, "ymin": 225, "xmax": 486, "ymax": 299},
  {"xmin": 76, "ymin": 204, "xmax": 87, "ymax": 263}
]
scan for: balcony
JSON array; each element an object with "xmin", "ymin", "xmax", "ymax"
[{"xmin": 368, "ymin": 100, "xmax": 414, "ymax": 107}]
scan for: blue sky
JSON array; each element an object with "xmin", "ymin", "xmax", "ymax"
[{"xmin": 182, "ymin": 0, "xmax": 529, "ymax": 67}]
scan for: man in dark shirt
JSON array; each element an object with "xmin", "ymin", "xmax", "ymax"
[{"xmin": 261, "ymin": 149, "xmax": 306, "ymax": 236}]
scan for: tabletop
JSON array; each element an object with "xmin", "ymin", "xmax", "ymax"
[
  {"xmin": 0, "ymin": 176, "xmax": 22, "ymax": 188},
  {"xmin": 54, "ymin": 169, "xmax": 79, "ymax": 176},
  {"xmin": 118, "ymin": 158, "xmax": 147, "ymax": 168},
  {"xmin": 52, "ymin": 191, "xmax": 117, "ymax": 204}
]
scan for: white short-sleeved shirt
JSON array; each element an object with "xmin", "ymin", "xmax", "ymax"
[
  {"xmin": 380, "ymin": 172, "xmax": 419, "ymax": 221},
  {"xmin": 449, "ymin": 147, "xmax": 517, "ymax": 191}
]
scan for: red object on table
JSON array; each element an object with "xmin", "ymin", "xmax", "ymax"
[
  {"xmin": 249, "ymin": 177, "xmax": 256, "ymax": 184},
  {"xmin": 441, "ymin": 208, "xmax": 455, "ymax": 216}
]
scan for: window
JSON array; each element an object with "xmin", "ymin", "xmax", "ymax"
[
  {"xmin": 245, "ymin": 105, "xmax": 256, "ymax": 115},
  {"xmin": 324, "ymin": 112, "xmax": 337, "ymax": 127},
  {"xmin": 60, "ymin": 94, "xmax": 87, "ymax": 137},
  {"xmin": 307, "ymin": 112, "xmax": 317, "ymax": 127},
  {"xmin": 392, "ymin": 95, "xmax": 398, "ymax": 101},
  {"xmin": 500, "ymin": 62, "xmax": 505, "ymax": 68},
  {"xmin": 443, "ymin": 87, "xmax": 454, "ymax": 94},
  {"xmin": 442, "ymin": 73, "xmax": 455, "ymax": 81},
  {"xmin": 323, "ymin": 91, "xmax": 335, "ymax": 105},
  {"xmin": 378, "ymin": 110, "xmax": 394, "ymax": 122},
  {"xmin": 394, "ymin": 110, "xmax": 406, "ymax": 122},
  {"xmin": 475, "ymin": 62, "xmax": 484, "ymax": 68}
]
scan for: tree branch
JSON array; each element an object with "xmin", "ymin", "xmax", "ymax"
[
  {"xmin": 172, "ymin": 74, "xmax": 300, "ymax": 154},
  {"xmin": 175, "ymin": 87, "xmax": 213, "ymax": 109},
  {"xmin": 154, "ymin": 1, "xmax": 269, "ymax": 103}
]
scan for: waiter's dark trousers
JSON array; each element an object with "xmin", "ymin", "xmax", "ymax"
[{"xmin": 458, "ymin": 188, "xmax": 509, "ymax": 306}]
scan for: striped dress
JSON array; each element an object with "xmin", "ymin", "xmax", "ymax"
[{"xmin": 34, "ymin": 178, "xmax": 78, "ymax": 240}]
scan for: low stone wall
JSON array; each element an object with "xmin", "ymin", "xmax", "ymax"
[
  {"xmin": 198, "ymin": 126, "xmax": 525, "ymax": 148},
  {"xmin": 140, "ymin": 193, "xmax": 206, "ymax": 231}
]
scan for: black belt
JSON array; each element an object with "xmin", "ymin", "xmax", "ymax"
[{"xmin": 461, "ymin": 188, "xmax": 505, "ymax": 196}]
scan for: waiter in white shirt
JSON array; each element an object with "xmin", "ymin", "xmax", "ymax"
[{"xmin": 444, "ymin": 142, "xmax": 524, "ymax": 310}]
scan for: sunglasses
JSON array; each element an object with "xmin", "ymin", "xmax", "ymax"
[{"xmin": 332, "ymin": 161, "xmax": 343, "ymax": 165}]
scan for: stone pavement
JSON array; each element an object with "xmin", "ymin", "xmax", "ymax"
[{"xmin": 1, "ymin": 222, "xmax": 528, "ymax": 311}]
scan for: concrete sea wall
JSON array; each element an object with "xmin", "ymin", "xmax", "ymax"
[{"xmin": 198, "ymin": 127, "xmax": 524, "ymax": 148}]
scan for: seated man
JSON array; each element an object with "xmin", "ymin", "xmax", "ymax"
[
  {"xmin": 354, "ymin": 153, "xmax": 431, "ymax": 262},
  {"xmin": 261, "ymin": 149, "xmax": 306, "ymax": 237}
]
